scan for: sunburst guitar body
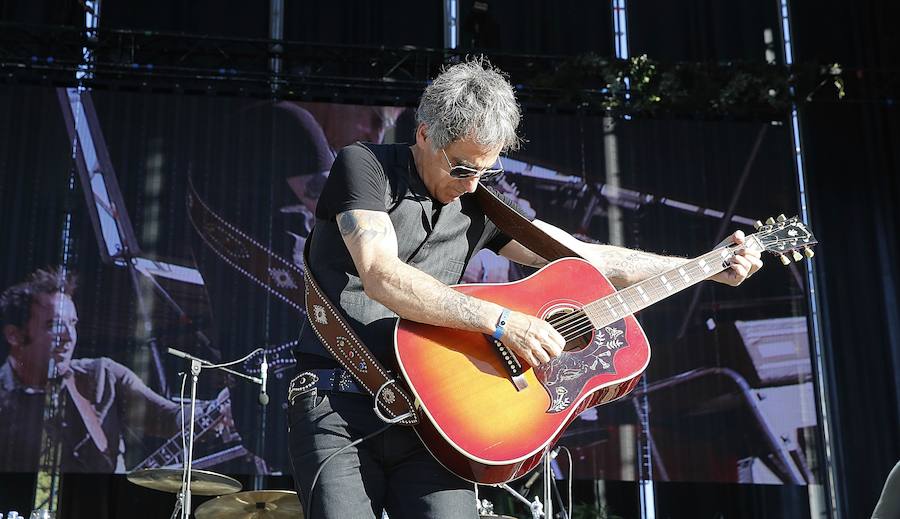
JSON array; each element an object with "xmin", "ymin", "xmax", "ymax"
[{"xmin": 395, "ymin": 257, "xmax": 648, "ymax": 484}]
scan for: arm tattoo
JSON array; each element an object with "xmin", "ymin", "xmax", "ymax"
[
  {"xmin": 339, "ymin": 211, "xmax": 495, "ymax": 333},
  {"xmin": 375, "ymin": 263, "xmax": 493, "ymax": 333},
  {"xmin": 437, "ymin": 289, "xmax": 488, "ymax": 330},
  {"xmin": 518, "ymin": 249, "xmax": 548, "ymax": 268},
  {"xmin": 337, "ymin": 211, "xmax": 390, "ymax": 245},
  {"xmin": 602, "ymin": 248, "xmax": 686, "ymax": 286}
]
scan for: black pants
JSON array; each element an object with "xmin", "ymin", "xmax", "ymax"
[{"xmin": 287, "ymin": 387, "xmax": 477, "ymax": 519}]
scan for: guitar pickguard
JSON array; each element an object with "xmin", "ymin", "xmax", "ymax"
[{"xmin": 533, "ymin": 318, "xmax": 629, "ymax": 413}]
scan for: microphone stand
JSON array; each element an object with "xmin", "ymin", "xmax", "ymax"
[
  {"xmin": 252, "ymin": 351, "xmax": 269, "ymax": 491},
  {"xmin": 166, "ymin": 347, "xmax": 262, "ymax": 519}
]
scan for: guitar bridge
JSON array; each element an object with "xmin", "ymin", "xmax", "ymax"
[{"xmin": 492, "ymin": 339, "xmax": 528, "ymax": 391}]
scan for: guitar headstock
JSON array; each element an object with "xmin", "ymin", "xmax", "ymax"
[{"xmin": 750, "ymin": 214, "xmax": 818, "ymax": 266}]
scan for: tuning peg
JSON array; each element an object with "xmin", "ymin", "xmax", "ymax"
[
  {"xmin": 754, "ymin": 220, "xmax": 763, "ymax": 230},
  {"xmin": 792, "ymin": 250, "xmax": 803, "ymax": 261},
  {"xmin": 776, "ymin": 214, "xmax": 787, "ymax": 222},
  {"xmin": 804, "ymin": 247, "xmax": 815, "ymax": 259},
  {"xmin": 766, "ymin": 217, "xmax": 776, "ymax": 225},
  {"xmin": 779, "ymin": 254, "xmax": 791, "ymax": 266}
]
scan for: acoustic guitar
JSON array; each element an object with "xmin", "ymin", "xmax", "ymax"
[{"xmin": 395, "ymin": 215, "xmax": 817, "ymax": 484}]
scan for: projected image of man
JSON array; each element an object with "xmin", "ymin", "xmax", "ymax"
[{"xmin": 0, "ymin": 268, "xmax": 182, "ymax": 473}]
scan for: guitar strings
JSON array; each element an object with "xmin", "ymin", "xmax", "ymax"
[
  {"xmin": 555, "ymin": 259, "xmax": 723, "ymax": 340},
  {"xmin": 549, "ymin": 246, "xmax": 736, "ymax": 335},
  {"xmin": 546, "ymin": 310, "xmax": 591, "ymax": 342},
  {"xmin": 552, "ymin": 240, "xmax": 753, "ymax": 334},
  {"xmin": 547, "ymin": 311, "xmax": 589, "ymax": 339}
]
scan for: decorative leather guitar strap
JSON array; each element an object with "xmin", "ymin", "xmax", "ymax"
[
  {"xmin": 186, "ymin": 182, "xmax": 307, "ymax": 315},
  {"xmin": 474, "ymin": 183, "xmax": 584, "ymax": 262},
  {"xmin": 187, "ymin": 182, "xmax": 418, "ymax": 425}
]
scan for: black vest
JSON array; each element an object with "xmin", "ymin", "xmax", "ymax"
[{"xmin": 296, "ymin": 143, "xmax": 505, "ymax": 364}]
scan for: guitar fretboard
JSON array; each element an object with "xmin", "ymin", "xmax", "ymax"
[{"xmin": 581, "ymin": 241, "xmax": 759, "ymax": 331}]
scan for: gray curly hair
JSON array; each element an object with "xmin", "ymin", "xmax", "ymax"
[{"xmin": 416, "ymin": 57, "xmax": 522, "ymax": 152}]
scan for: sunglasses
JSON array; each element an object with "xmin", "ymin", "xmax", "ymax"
[{"xmin": 441, "ymin": 149, "xmax": 504, "ymax": 181}]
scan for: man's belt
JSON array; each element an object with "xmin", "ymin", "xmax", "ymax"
[{"xmin": 287, "ymin": 369, "xmax": 368, "ymax": 403}]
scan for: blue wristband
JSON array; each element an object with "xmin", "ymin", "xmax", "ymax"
[{"xmin": 492, "ymin": 308, "xmax": 511, "ymax": 340}]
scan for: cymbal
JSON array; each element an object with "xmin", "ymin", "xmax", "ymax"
[
  {"xmin": 126, "ymin": 468, "xmax": 242, "ymax": 496},
  {"xmin": 195, "ymin": 490, "xmax": 302, "ymax": 519}
]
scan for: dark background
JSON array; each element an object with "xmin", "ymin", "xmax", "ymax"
[{"xmin": 1, "ymin": 1, "xmax": 898, "ymax": 518}]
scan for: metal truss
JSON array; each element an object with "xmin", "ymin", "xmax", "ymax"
[{"xmin": 0, "ymin": 22, "xmax": 852, "ymax": 119}]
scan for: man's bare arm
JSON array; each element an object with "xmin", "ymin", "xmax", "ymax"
[
  {"xmin": 586, "ymin": 246, "xmax": 687, "ymax": 287},
  {"xmin": 499, "ymin": 219, "xmax": 761, "ymax": 288},
  {"xmin": 497, "ymin": 219, "xmax": 686, "ymax": 287},
  {"xmin": 337, "ymin": 210, "xmax": 503, "ymax": 334},
  {"xmin": 336, "ymin": 209, "xmax": 564, "ymax": 366}
]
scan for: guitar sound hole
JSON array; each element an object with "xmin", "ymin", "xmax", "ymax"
[
  {"xmin": 563, "ymin": 333, "xmax": 592, "ymax": 352},
  {"xmin": 545, "ymin": 308, "xmax": 593, "ymax": 352}
]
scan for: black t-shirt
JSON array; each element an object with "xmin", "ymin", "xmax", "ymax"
[{"xmin": 297, "ymin": 142, "xmax": 528, "ymax": 367}]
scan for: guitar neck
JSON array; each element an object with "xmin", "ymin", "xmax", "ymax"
[
  {"xmin": 582, "ymin": 238, "xmax": 761, "ymax": 330},
  {"xmin": 133, "ymin": 395, "xmax": 232, "ymax": 471}
]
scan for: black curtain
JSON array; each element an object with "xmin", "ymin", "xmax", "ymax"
[{"xmin": 793, "ymin": 1, "xmax": 900, "ymax": 517}]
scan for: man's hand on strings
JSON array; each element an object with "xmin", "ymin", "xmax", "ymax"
[{"xmin": 500, "ymin": 312, "xmax": 565, "ymax": 367}]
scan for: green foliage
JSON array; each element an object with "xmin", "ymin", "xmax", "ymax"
[{"xmin": 527, "ymin": 53, "xmax": 844, "ymax": 119}]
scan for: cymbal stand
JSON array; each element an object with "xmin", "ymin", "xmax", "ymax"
[{"xmin": 166, "ymin": 347, "xmax": 262, "ymax": 519}]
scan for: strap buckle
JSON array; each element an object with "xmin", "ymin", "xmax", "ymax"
[{"xmin": 373, "ymin": 379, "xmax": 416, "ymax": 425}]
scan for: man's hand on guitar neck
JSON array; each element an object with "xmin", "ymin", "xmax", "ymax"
[
  {"xmin": 708, "ymin": 230, "xmax": 764, "ymax": 287},
  {"xmin": 499, "ymin": 311, "xmax": 565, "ymax": 367}
]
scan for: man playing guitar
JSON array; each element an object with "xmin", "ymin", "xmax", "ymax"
[{"xmin": 287, "ymin": 57, "xmax": 762, "ymax": 518}]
